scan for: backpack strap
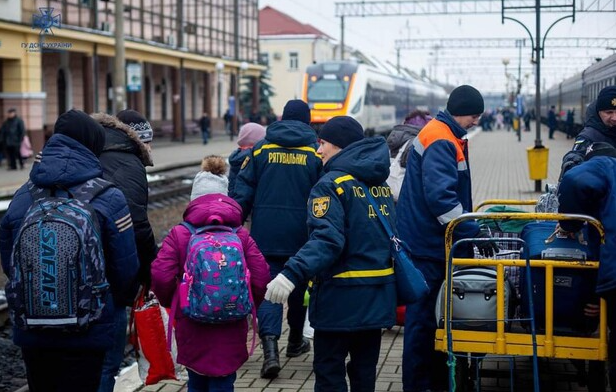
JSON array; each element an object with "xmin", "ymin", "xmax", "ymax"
[
  {"xmin": 180, "ymin": 222, "xmax": 236, "ymax": 235},
  {"xmin": 27, "ymin": 180, "xmax": 54, "ymax": 200},
  {"xmin": 71, "ymin": 178, "xmax": 114, "ymax": 203},
  {"xmin": 180, "ymin": 221, "xmax": 196, "ymax": 234}
]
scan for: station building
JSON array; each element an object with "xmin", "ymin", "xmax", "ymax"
[
  {"xmin": 258, "ymin": 6, "xmax": 338, "ymax": 115},
  {"xmin": 0, "ymin": 0, "xmax": 264, "ymax": 152}
]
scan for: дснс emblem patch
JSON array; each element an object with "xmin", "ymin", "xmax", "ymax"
[{"xmin": 312, "ymin": 196, "xmax": 330, "ymax": 218}]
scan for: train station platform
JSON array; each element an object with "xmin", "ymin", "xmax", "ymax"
[{"xmin": 1, "ymin": 124, "xmax": 605, "ymax": 391}]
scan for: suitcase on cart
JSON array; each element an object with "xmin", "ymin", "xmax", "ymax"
[
  {"xmin": 436, "ymin": 266, "xmax": 514, "ymax": 331},
  {"xmin": 519, "ymin": 221, "xmax": 599, "ymax": 335}
]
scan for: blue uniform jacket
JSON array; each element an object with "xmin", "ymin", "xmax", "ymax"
[
  {"xmin": 281, "ymin": 138, "xmax": 397, "ymax": 331},
  {"xmin": 233, "ymin": 120, "xmax": 322, "ymax": 256},
  {"xmin": 396, "ymin": 111, "xmax": 479, "ymax": 265},
  {"xmin": 228, "ymin": 147, "xmax": 251, "ymax": 197},
  {"xmin": 558, "ymin": 155, "xmax": 616, "ymax": 296},
  {"xmin": 0, "ymin": 134, "xmax": 139, "ymax": 350}
]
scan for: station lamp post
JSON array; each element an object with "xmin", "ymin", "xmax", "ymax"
[{"xmin": 502, "ymin": 58, "xmax": 511, "ymax": 103}]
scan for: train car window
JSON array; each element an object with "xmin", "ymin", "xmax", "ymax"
[
  {"xmin": 307, "ymin": 79, "xmax": 348, "ymax": 102},
  {"xmin": 323, "ymin": 63, "xmax": 341, "ymax": 72}
]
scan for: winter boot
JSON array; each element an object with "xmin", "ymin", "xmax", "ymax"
[
  {"xmin": 260, "ymin": 335, "xmax": 281, "ymax": 379},
  {"xmin": 286, "ymin": 328, "xmax": 311, "ymax": 357}
]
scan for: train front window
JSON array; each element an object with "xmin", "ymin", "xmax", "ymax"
[{"xmin": 307, "ymin": 79, "xmax": 349, "ymax": 102}]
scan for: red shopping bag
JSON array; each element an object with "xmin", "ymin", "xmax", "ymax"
[{"xmin": 131, "ymin": 292, "xmax": 177, "ymax": 385}]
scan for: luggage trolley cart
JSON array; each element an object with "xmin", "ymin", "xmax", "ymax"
[{"xmin": 434, "ymin": 211, "xmax": 607, "ymax": 392}]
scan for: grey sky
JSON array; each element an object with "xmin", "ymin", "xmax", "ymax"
[{"xmin": 260, "ymin": 0, "xmax": 616, "ymax": 94}]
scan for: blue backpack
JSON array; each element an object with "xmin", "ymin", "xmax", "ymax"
[{"xmin": 6, "ymin": 179, "xmax": 113, "ymax": 331}]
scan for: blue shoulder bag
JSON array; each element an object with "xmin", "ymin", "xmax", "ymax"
[{"xmin": 362, "ymin": 184, "xmax": 429, "ymax": 304}]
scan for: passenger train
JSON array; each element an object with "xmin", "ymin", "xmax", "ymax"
[
  {"xmin": 301, "ymin": 61, "xmax": 448, "ymax": 135},
  {"xmin": 541, "ymin": 53, "xmax": 616, "ymax": 132}
]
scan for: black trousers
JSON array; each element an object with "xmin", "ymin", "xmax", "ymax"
[
  {"xmin": 313, "ymin": 329, "xmax": 382, "ymax": 392},
  {"xmin": 6, "ymin": 145, "xmax": 23, "ymax": 169},
  {"xmin": 22, "ymin": 347, "xmax": 105, "ymax": 392}
]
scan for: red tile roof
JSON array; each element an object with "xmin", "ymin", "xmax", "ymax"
[{"xmin": 259, "ymin": 6, "xmax": 331, "ymax": 38}]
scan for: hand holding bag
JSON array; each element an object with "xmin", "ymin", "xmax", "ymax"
[
  {"xmin": 130, "ymin": 290, "xmax": 178, "ymax": 385},
  {"xmin": 362, "ymin": 184, "xmax": 429, "ymax": 304}
]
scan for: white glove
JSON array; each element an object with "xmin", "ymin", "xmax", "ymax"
[{"xmin": 265, "ymin": 274, "xmax": 295, "ymax": 304}]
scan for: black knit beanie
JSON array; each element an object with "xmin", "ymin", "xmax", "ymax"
[
  {"xmin": 117, "ymin": 109, "xmax": 154, "ymax": 143},
  {"xmin": 596, "ymin": 86, "xmax": 616, "ymax": 112},
  {"xmin": 54, "ymin": 109, "xmax": 106, "ymax": 157},
  {"xmin": 318, "ymin": 116, "xmax": 364, "ymax": 149},
  {"xmin": 446, "ymin": 85, "xmax": 485, "ymax": 116},
  {"xmin": 282, "ymin": 99, "xmax": 311, "ymax": 124},
  {"xmin": 585, "ymin": 142, "xmax": 616, "ymax": 161}
]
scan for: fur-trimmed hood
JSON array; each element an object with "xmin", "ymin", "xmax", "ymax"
[{"xmin": 91, "ymin": 112, "xmax": 153, "ymax": 166}]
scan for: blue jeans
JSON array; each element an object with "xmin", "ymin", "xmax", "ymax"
[
  {"xmin": 402, "ymin": 259, "xmax": 448, "ymax": 392},
  {"xmin": 257, "ymin": 256, "xmax": 308, "ymax": 338},
  {"xmin": 97, "ymin": 307, "xmax": 128, "ymax": 392},
  {"xmin": 187, "ymin": 369, "xmax": 236, "ymax": 392}
]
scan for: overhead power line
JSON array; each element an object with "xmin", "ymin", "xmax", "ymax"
[
  {"xmin": 394, "ymin": 37, "xmax": 616, "ymax": 50},
  {"xmin": 335, "ymin": 0, "xmax": 616, "ymax": 17}
]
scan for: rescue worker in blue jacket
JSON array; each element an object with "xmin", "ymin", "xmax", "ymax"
[
  {"xmin": 560, "ymin": 86, "xmax": 616, "ymax": 178},
  {"xmin": 233, "ymin": 99, "xmax": 322, "ymax": 378},
  {"xmin": 0, "ymin": 109, "xmax": 139, "ymax": 392},
  {"xmin": 397, "ymin": 85, "xmax": 499, "ymax": 392},
  {"xmin": 559, "ymin": 141, "xmax": 616, "ymax": 390},
  {"xmin": 265, "ymin": 116, "xmax": 397, "ymax": 391}
]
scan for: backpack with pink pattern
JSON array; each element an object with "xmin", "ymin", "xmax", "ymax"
[{"xmin": 178, "ymin": 223, "xmax": 253, "ymax": 323}]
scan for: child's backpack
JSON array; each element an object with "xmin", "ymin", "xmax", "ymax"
[
  {"xmin": 7, "ymin": 179, "xmax": 113, "ymax": 331},
  {"xmin": 178, "ymin": 223, "xmax": 253, "ymax": 323}
]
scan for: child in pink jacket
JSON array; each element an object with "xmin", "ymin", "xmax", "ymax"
[{"xmin": 151, "ymin": 156, "xmax": 270, "ymax": 391}]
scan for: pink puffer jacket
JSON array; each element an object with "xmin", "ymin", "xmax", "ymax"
[{"xmin": 151, "ymin": 194, "xmax": 270, "ymax": 376}]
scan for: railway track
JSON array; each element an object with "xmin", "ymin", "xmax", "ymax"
[{"xmin": 0, "ymin": 161, "xmax": 202, "ymax": 220}]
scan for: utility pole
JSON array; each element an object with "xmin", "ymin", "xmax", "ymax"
[
  {"xmin": 340, "ymin": 16, "xmax": 345, "ymax": 60},
  {"xmin": 113, "ymin": 0, "xmax": 126, "ymax": 113},
  {"xmin": 501, "ymin": 0, "xmax": 574, "ymax": 193},
  {"xmin": 516, "ymin": 39, "xmax": 523, "ymax": 143}
]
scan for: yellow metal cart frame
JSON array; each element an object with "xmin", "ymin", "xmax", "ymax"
[{"xmin": 434, "ymin": 211, "xmax": 607, "ymax": 391}]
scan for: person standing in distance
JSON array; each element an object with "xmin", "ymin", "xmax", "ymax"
[
  {"xmin": 265, "ymin": 116, "xmax": 397, "ymax": 391},
  {"xmin": 233, "ymin": 99, "xmax": 322, "ymax": 379},
  {"xmin": 0, "ymin": 108, "xmax": 26, "ymax": 170},
  {"xmin": 397, "ymin": 85, "xmax": 498, "ymax": 392},
  {"xmin": 548, "ymin": 105, "xmax": 558, "ymax": 140}
]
